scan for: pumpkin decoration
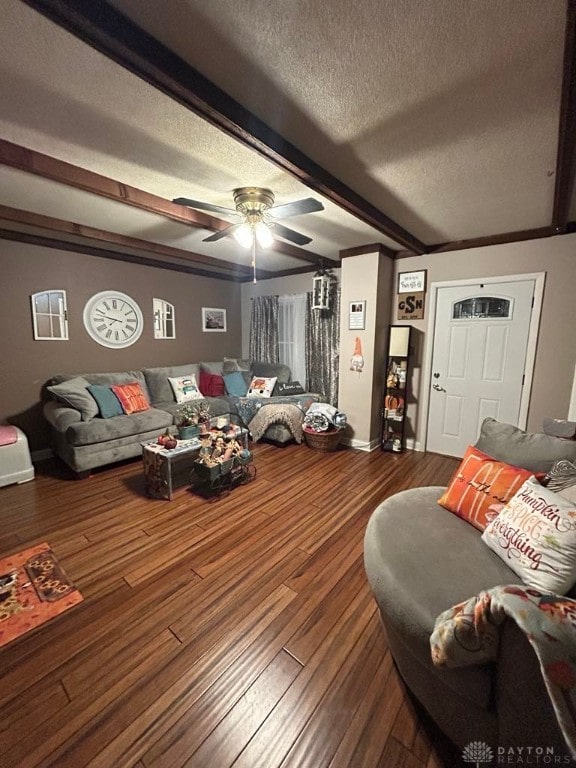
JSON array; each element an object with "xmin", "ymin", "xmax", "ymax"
[{"xmin": 385, "ymin": 394, "xmax": 404, "ymax": 411}]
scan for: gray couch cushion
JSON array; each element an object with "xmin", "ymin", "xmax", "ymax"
[
  {"xmin": 475, "ymin": 417, "xmax": 576, "ymax": 472},
  {"xmin": 251, "ymin": 361, "xmax": 291, "ymax": 383},
  {"xmin": 49, "ymin": 371, "xmax": 150, "ymax": 400},
  {"xmin": 223, "ymin": 358, "xmax": 251, "ymax": 374},
  {"xmin": 142, "ymin": 364, "xmax": 200, "ymax": 404},
  {"xmin": 199, "ymin": 361, "xmax": 224, "ymax": 375},
  {"xmin": 364, "ymin": 485, "xmax": 519, "ymax": 708},
  {"xmin": 46, "ymin": 376, "xmax": 99, "ymax": 421},
  {"xmin": 65, "ymin": 408, "xmax": 171, "ymax": 446}
]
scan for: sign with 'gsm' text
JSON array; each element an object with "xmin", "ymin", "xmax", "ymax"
[{"xmin": 397, "ymin": 292, "xmax": 425, "ymax": 320}]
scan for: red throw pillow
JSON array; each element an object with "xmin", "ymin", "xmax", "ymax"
[
  {"xmin": 110, "ymin": 382, "xmax": 150, "ymax": 414},
  {"xmin": 438, "ymin": 445, "xmax": 543, "ymax": 531},
  {"xmin": 199, "ymin": 370, "xmax": 225, "ymax": 397}
]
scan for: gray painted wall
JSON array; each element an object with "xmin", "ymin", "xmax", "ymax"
[
  {"xmin": 3, "ymin": 231, "xmax": 574, "ymax": 457},
  {"xmin": 392, "ymin": 233, "xmax": 576, "ymax": 444},
  {"xmin": 0, "ymin": 240, "xmax": 242, "ymax": 451}
]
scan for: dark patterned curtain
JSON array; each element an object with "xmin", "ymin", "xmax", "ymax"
[
  {"xmin": 249, "ymin": 295, "xmax": 280, "ymax": 362},
  {"xmin": 305, "ymin": 287, "xmax": 340, "ymax": 405}
]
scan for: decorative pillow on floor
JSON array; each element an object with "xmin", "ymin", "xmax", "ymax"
[
  {"xmin": 438, "ymin": 445, "xmax": 538, "ymax": 531},
  {"xmin": 198, "ymin": 369, "xmax": 225, "ymax": 398},
  {"xmin": 481, "ymin": 476, "xmax": 576, "ymax": 594},
  {"xmin": 168, "ymin": 374, "xmax": 203, "ymax": 403},
  {"xmin": 224, "ymin": 371, "xmax": 249, "ymax": 397},
  {"xmin": 110, "ymin": 382, "xmax": 150, "ymax": 414},
  {"xmin": 47, "ymin": 376, "xmax": 99, "ymax": 421},
  {"xmin": 247, "ymin": 376, "xmax": 277, "ymax": 398},
  {"xmin": 87, "ymin": 385, "xmax": 124, "ymax": 418}
]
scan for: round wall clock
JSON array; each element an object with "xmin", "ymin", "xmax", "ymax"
[{"xmin": 83, "ymin": 291, "xmax": 144, "ymax": 348}]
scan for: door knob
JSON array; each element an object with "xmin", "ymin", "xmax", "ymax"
[{"xmin": 433, "ymin": 383, "xmax": 446, "ymax": 392}]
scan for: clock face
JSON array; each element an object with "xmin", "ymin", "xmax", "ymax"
[{"xmin": 83, "ymin": 291, "xmax": 143, "ymax": 348}]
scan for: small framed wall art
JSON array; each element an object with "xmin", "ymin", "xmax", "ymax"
[
  {"xmin": 202, "ymin": 307, "xmax": 227, "ymax": 333},
  {"xmin": 349, "ymin": 300, "xmax": 366, "ymax": 330},
  {"xmin": 398, "ymin": 270, "xmax": 427, "ymax": 294}
]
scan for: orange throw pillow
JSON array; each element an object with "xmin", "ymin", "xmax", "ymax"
[
  {"xmin": 438, "ymin": 445, "xmax": 540, "ymax": 531},
  {"xmin": 110, "ymin": 382, "xmax": 150, "ymax": 414}
]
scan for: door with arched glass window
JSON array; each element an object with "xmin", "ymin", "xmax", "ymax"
[{"xmin": 426, "ymin": 279, "xmax": 535, "ymax": 457}]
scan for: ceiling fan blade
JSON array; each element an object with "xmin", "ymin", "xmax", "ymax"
[
  {"xmin": 268, "ymin": 197, "xmax": 324, "ymax": 220},
  {"xmin": 173, "ymin": 197, "xmax": 237, "ymax": 216},
  {"xmin": 203, "ymin": 224, "xmax": 238, "ymax": 242},
  {"xmin": 270, "ymin": 222, "xmax": 313, "ymax": 246}
]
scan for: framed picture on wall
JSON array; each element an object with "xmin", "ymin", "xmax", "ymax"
[
  {"xmin": 349, "ymin": 300, "xmax": 366, "ymax": 330},
  {"xmin": 202, "ymin": 307, "xmax": 227, "ymax": 332},
  {"xmin": 398, "ymin": 270, "xmax": 427, "ymax": 294}
]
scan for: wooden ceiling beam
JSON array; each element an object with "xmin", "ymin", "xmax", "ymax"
[
  {"xmin": 0, "ymin": 139, "xmax": 324, "ymax": 266},
  {"xmin": 21, "ymin": 0, "xmax": 426, "ymax": 255},
  {"xmin": 553, "ymin": 0, "xmax": 576, "ymax": 232},
  {"xmin": 0, "ymin": 229, "xmax": 243, "ymax": 281},
  {"xmin": 339, "ymin": 243, "xmax": 396, "ymax": 259},
  {"xmin": 397, "ymin": 225, "xmax": 555, "ymax": 258},
  {"xmin": 0, "ymin": 204, "xmax": 282, "ymax": 280},
  {"xmin": 0, "ymin": 139, "xmax": 223, "ymax": 230}
]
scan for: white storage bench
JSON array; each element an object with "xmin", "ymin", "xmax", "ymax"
[{"xmin": 0, "ymin": 427, "xmax": 34, "ymax": 488}]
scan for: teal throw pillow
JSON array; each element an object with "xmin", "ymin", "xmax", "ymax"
[
  {"xmin": 224, "ymin": 371, "xmax": 249, "ymax": 397},
  {"xmin": 87, "ymin": 385, "xmax": 124, "ymax": 418}
]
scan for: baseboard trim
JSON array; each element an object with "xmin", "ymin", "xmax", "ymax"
[
  {"xmin": 31, "ymin": 448, "xmax": 53, "ymax": 463},
  {"xmin": 405, "ymin": 438, "xmax": 423, "ymax": 452},
  {"xmin": 341, "ymin": 437, "xmax": 381, "ymax": 452}
]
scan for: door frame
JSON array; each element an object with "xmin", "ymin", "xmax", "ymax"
[{"xmin": 420, "ymin": 272, "xmax": 546, "ymax": 453}]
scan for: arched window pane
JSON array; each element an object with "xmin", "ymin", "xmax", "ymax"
[
  {"xmin": 31, "ymin": 290, "xmax": 68, "ymax": 340},
  {"xmin": 153, "ymin": 298, "xmax": 176, "ymax": 339},
  {"xmin": 452, "ymin": 297, "xmax": 511, "ymax": 320}
]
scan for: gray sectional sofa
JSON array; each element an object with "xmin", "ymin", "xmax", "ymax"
[
  {"xmin": 364, "ymin": 418, "xmax": 576, "ymax": 756},
  {"xmin": 43, "ymin": 360, "xmax": 317, "ymax": 475}
]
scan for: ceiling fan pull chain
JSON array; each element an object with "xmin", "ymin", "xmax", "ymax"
[{"xmin": 252, "ymin": 239, "xmax": 257, "ymax": 284}]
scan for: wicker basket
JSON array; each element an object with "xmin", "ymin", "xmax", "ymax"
[{"xmin": 303, "ymin": 427, "xmax": 342, "ymax": 453}]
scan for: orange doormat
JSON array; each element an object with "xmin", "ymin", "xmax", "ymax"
[{"xmin": 0, "ymin": 542, "xmax": 83, "ymax": 648}]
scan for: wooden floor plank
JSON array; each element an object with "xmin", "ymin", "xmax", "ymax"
[
  {"xmin": 87, "ymin": 585, "xmax": 298, "ymax": 768},
  {"xmin": 326, "ymin": 652, "xmax": 400, "ymax": 768},
  {"xmin": 279, "ymin": 612, "xmax": 388, "ymax": 767},
  {"xmin": 231, "ymin": 587, "xmax": 378, "ymax": 767},
  {"xmin": 0, "ymin": 444, "xmax": 460, "ymax": 768},
  {"xmin": 180, "ymin": 650, "xmax": 302, "ymax": 768},
  {"xmin": 283, "ymin": 556, "xmax": 368, "ymax": 664},
  {"xmin": 378, "ymin": 735, "xmax": 428, "ymax": 768}
]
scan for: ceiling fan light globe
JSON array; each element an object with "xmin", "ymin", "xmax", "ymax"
[
  {"xmin": 234, "ymin": 223, "xmax": 253, "ymax": 249},
  {"xmin": 255, "ymin": 221, "xmax": 273, "ymax": 248}
]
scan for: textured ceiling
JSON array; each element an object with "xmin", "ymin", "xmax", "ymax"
[{"xmin": 0, "ymin": 0, "xmax": 570, "ymax": 279}]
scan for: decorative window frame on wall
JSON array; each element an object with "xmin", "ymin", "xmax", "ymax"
[
  {"xmin": 31, "ymin": 290, "xmax": 69, "ymax": 340},
  {"xmin": 153, "ymin": 298, "xmax": 176, "ymax": 339}
]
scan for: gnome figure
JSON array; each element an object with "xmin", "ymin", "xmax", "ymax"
[{"xmin": 350, "ymin": 337, "xmax": 364, "ymax": 372}]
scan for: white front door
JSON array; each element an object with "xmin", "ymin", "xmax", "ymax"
[{"xmin": 426, "ymin": 279, "xmax": 535, "ymax": 458}]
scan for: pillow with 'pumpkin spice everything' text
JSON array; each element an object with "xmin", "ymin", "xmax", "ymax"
[{"xmin": 482, "ymin": 476, "xmax": 576, "ymax": 594}]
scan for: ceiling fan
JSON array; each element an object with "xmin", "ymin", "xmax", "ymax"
[{"xmin": 172, "ymin": 187, "xmax": 324, "ymax": 249}]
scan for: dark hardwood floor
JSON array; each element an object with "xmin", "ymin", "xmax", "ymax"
[{"xmin": 0, "ymin": 442, "xmax": 461, "ymax": 767}]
